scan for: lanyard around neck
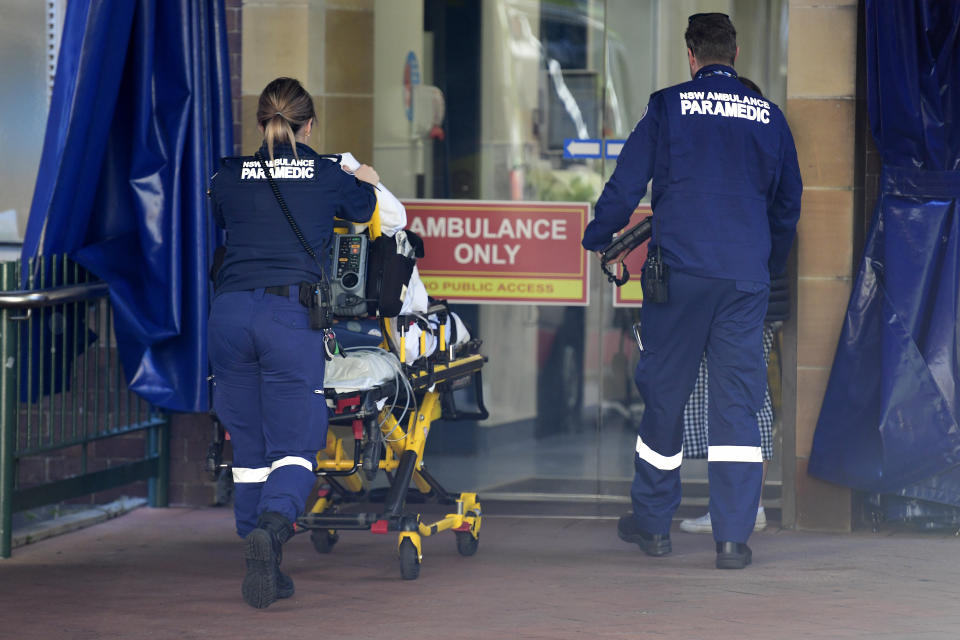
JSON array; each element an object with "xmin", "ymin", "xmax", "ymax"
[{"xmin": 696, "ymin": 68, "xmax": 736, "ymax": 80}]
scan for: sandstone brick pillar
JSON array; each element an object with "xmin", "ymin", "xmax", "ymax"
[
  {"xmin": 240, "ymin": 0, "xmax": 374, "ymax": 160},
  {"xmin": 781, "ymin": 0, "xmax": 858, "ymax": 530}
]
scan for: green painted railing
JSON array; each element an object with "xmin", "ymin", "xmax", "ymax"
[{"xmin": 0, "ymin": 255, "xmax": 168, "ymax": 558}]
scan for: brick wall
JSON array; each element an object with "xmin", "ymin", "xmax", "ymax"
[
  {"xmin": 19, "ymin": 411, "xmax": 225, "ymax": 509},
  {"xmin": 226, "ymin": 0, "xmax": 243, "ymax": 155},
  {"xmin": 13, "ymin": 343, "xmax": 176, "ymax": 507},
  {"xmin": 168, "ymin": 412, "xmax": 221, "ymax": 506}
]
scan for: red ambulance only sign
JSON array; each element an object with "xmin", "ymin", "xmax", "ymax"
[{"xmin": 403, "ymin": 200, "xmax": 590, "ymax": 305}]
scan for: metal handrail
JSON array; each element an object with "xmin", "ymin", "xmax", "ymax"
[
  {"xmin": 0, "ymin": 257, "xmax": 168, "ymax": 558},
  {"xmin": 0, "ymin": 282, "xmax": 109, "ymax": 309}
]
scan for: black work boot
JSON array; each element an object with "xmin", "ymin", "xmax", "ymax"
[
  {"xmin": 617, "ymin": 513, "xmax": 672, "ymax": 556},
  {"xmin": 276, "ymin": 569, "xmax": 294, "ymax": 599},
  {"xmin": 716, "ymin": 541, "xmax": 752, "ymax": 569},
  {"xmin": 242, "ymin": 511, "xmax": 294, "ymax": 608}
]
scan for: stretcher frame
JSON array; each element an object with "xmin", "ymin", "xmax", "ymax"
[{"xmin": 293, "ymin": 207, "xmax": 487, "ymax": 580}]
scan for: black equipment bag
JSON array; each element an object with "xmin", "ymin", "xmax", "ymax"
[{"xmin": 365, "ymin": 230, "xmax": 424, "ymax": 317}]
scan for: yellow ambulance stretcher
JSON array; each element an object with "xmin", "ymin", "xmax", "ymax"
[{"xmin": 294, "ymin": 208, "xmax": 487, "ymax": 580}]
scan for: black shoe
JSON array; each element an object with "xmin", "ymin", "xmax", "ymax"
[
  {"xmin": 617, "ymin": 514, "xmax": 672, "ymax": 556},
  {"xmin": 242, "ymin": 528, "xmax": 279, "ymax": 608},
  {"xmin": 242, "ymin": 511, "xmax": 295, "ymax": 608},
  {"xmin": 715, "ymin": 541, "xmax": 752, "ymax": 569},
  {"xmin": 277, "ymin": 569, "xmax": 294, "ymax": 599}
]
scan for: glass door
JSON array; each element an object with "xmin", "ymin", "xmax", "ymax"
[{"xmin": 371, "ymin": 0, "xmax": 788, "ymax": 514}]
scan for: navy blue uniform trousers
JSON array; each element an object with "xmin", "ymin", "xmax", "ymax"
[
  {"xmin": 633, "ymin": 270, "xmax": 768, "ymax": 543},
  {"xmin": 208, "ymin": 287, "xmax": 327, "ymax": 537}
]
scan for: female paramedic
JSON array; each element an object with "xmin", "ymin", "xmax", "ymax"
[{"xmin": 207, "ymin": 77, "xmax": 378, "ymax": 609}]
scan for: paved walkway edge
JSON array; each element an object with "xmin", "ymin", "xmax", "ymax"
[{"xmin": 11, "ymin": 497, "xmax": 148, "ymax": 550}]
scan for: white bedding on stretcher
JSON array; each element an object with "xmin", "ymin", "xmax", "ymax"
[
  {"xmin": 324, "ymin": 349, "xmax": 402, "ymax": 392},
  {"xmin": 324, "ymin": 308, "xmax": 472, "ymax": 393},
  {"xmin": 330, "ymin": 151, "xmax": 472, "ymax": 369},
  {"xmin": 396, "ymin": 312, "xmax": 471, "ymax": 364}
]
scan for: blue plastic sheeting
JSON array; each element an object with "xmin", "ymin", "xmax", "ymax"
[
  {"xmin": 22, "ymin": 0, "xmax": 232, "ymax": 412},
  {"xmin": 808, "ymin": 0, "xmax": 960, "ymax": 501}
]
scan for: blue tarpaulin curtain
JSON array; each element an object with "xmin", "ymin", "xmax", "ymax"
[
  {"xmin": 808, "ymin": 0, "xmax": 960, "ymax": 505},
  {"xmin": 22, "ymin": 0, "xmax": 232, "ymax": 412}
]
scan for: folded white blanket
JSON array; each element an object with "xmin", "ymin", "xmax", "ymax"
[{"xmin": 324, "ymin": 350, "xmax": 402, "ymax": 392}]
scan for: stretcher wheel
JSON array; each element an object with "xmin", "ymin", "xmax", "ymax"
[
  {"xmin": 399, "ymin": 539, "xmax": 420, "ymax": 580},
  {"xmin": 455, "ymin": 530, "xmax": 479, "ymax": 556},
  {"xmin": 310, "ymin": 529, "xmax": 339, "ymax": 554}
]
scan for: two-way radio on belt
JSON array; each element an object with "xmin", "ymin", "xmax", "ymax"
[{"xmin": 599, "ymin": 215, "xmax": 652, "ymax": 287}]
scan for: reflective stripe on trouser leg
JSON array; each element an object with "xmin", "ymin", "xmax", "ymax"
[
  {"xmin": 708, "ymin": 446, "xmax": 763, "ymax": 543},
  {"xmin": 630, "ymin": 271, "xmax": 717, "ymax": 535},
  {"xmin": 209, "ymin": 292, "xmax": 268, "ymax": 538},
  {"xmin": 256, "ymin": 295, "xmax": 328, "ymax": 523},
  {"xmin": 233, "ymin": 467, "xmax": 271, "ymax": 483},
  {"xmin": 208, "ymin": 290, "xmax": 326, "ymax": 536},
  {"xmin": 233, "ymin": 458, "xmax": 313, "ymax": 483},
  {"xmin": 705, "ymin": 278, "xmax": 768, "ymax": 543},
  {"xmin": 636, "ymin": 436, "xmax": 683, "ymax": 470},
  {"xmin": 232, "ymin": 469, "xmax": 268, "ymax": 538},
  {"xmin": 708, "ymin": 446, "xmax": 762, "ymax": 463},
  {"xmin": 261, "ymin": 462, "xmax": 318, "ymax": 523},
  {"xmin": 631, "ymin": 436, "xmax": 684, "ymax": 536},
  {"xmin": 233, "ymin": 459, "xmax": 315, "ymax": 536},
  {"xmin": 270, "ymin": 456, "xmax": 315, "ymax": 473}
]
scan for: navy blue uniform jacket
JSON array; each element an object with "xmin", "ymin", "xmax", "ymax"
[
  {"xmin": 209, "ymin": 142, "xmax": 376, "ymax": 293},
  {"xmin": 582, "ymin": 65, "xmax": 802, "ymax": 284}
]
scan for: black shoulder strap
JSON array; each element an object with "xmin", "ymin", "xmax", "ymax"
[
  {"xmin": 255, "ymin": 151, "xmax": 332, "ymax": 286},
  {"xmin": 255, "ymin": 151, "xmax": 319, "ymax": 262}
]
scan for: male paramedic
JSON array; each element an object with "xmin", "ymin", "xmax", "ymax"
[{"xmin": 581, "ymin": 13, "xmax": 802, "ymax": 569}]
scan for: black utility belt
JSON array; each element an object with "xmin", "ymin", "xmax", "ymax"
[
  {"xmin": 260, "ymin": 282, "xmax": 333, "ymax": 330},
  {"xmin": 264, "ymin": 285, "xmax": 293, "ymax": 297},
  {"xmin": 260, "ymin": 283, "xmax": 316, "ymax": 304}
]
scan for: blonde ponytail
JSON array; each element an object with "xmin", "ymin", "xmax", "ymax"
[
  {"xmin": 262, "ymin": 114, "xmax": 299, "ymax": 162},
  {"xmin": 256, "ymin": 78, "xmax": 316, "ymax": 162}
]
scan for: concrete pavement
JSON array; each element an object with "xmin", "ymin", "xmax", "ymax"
[{"xmin": 1, "ymin": 505, "xmax": 959, "ymax": 639}]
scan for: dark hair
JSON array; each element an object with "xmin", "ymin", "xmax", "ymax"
[
  {"xmin": 685, "ymin": 13, "xmax": 737, "ymax": 66},
  {"xmin": 257, "ymin": 77, "xmax": 316, "ymax": 161},
  {"xmin": 738, "ymin": 76, "xmax": 763, "ymax": 97}
]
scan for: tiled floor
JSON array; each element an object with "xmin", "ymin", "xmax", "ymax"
[{"xmin": 2, "ymin": 505, "xmax": 959, "ymax": 639}]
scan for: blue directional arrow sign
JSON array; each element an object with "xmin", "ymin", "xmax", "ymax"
[
  {"xmin": 563, "ymin": 138, "xmax": 602, "ymax": 159},
  {"xmin": 563, "ymin": 138, "xmax": 628, "ymax": 159},
  {"xmin": 605, "ymin": 139, "xmax": 626, "ymax": 158}
]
